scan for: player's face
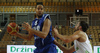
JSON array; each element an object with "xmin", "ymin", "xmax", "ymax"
[
  {"xmin": 75, "ymin": 22, "xmax": 80, "ymax": 31},
  {"xmin": 36, "ymin": 5, "xmax": 44, "ymax": 17}
]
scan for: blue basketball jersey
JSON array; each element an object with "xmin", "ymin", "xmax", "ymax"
[{"xmin": 32, "ymin": 14, "xmax": 55, "ymax": 48}]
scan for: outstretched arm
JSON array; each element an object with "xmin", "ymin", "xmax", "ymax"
[
  {"xmin": 54, "ymin": 40, "xmax": 75, "ymax": 53},
  {"xmin": 23, "ymin": 18, "xmax": 51, "ymax": 39},
  {"xmin": 53, "ymin": 28, "xmax": 80, "ymax": 43}
]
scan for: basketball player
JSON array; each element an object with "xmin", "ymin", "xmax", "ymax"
[
  {"xmin": 12, "ymin": 4, "xmax": 57, "ymax": 53},
  {"xmin": 53, "ymin": 21, "xmax": 93, "ymax": 53}
]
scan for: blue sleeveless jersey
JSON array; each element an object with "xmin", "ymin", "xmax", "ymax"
[{"xmin": 32, "ymin": 14, "xmax": 55, "ymax": 48}]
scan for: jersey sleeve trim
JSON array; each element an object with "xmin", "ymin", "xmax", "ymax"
[{"xmin": 44, "ymin": 14, "xmax": 50, "ymax": 21}]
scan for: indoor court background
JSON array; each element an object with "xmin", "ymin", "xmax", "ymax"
[{"xmin": 0, "ymin": 0, "xmax": 100, "ymax": 53}]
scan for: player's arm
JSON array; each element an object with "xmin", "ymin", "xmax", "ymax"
[
  {"xmin": 13, "ymin": 31, "xmax": 33, "ymax": 41},
  {"xmin": 23, "ymin": 18, "xmax": 51, "ymax": 39},
  {"xmin": 53, "ymin": 28, "xmax": 80, "ymax": 43},
  {"xmin": 54, "ymin": 40, "xmax": 75, "ymax": 53}
]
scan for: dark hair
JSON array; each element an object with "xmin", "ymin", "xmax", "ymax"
[
  {"xmin": 80, "ymin": 21, "xmax": 89, "ymax": 32},
  {"xmin": 35, "ymin": 2, "xmax": 43, "ymax": 8}
]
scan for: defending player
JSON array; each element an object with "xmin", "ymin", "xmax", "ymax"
[{"xmin": 53, "ymin": 21, "xmax": 93, "ymax": 53}]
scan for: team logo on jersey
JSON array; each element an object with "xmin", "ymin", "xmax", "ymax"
[
  {"xmin": 85, "ymin": 50, "xmax": 89, "ymax": 53},
  {"xmin": 35, "ymin": 20, "xmax": 38, "ymax": 26},
  {"xmin": 76, "ymin": 47, "xmax": 79, "ymax": 51},
  {"xmin": 33, "ymin": 25, "xmax": 40, "ymax": 31}
]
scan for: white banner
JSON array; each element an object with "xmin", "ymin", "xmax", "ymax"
[
  {"xmin": 94, "ymin": 46, "xmax": 100, "ymax": 53},
  {"xmin": 7, "ymin": 45, "xmax": 63, "ymax": 53}
]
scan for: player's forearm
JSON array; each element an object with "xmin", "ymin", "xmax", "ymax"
[
  {"xmin": 54, "ymin": 40, "xmax": 75, "ymax": 53},
  {"xmin": 57, "ymin": 34, "xmax": 65, "ymax": 41},
  {"xmin": 15, "ymin": 33, "xmax": 31, "ymax": 40},
  {"xmin": 54, "ymin": 40, "xmax": 68, "ymax": 53},
  {"xmin": 28, "ymin": 28, "xmax": 47, "ymax": 39},
  {"xmin": 56, "ymin": 33, "xmax": 70, "ymax": 43}
]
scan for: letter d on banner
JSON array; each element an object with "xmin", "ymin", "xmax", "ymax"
[
  {"xmin": 7, "ymin": 45, "xmax": 36, "ymax": 53},
  {"xmin": 11, "ymin": 46, "xmax": 16, "ymax": 52},
  {"xmin": 98, "ymin": 47, "xmax": 100, "ymax": 53}
]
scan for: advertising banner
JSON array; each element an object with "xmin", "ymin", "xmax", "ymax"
[{"xmin": 7, "ymin": 45, "xmax": 63, "ymax": 53}]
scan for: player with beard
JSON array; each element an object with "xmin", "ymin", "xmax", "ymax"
[
  {"xmin": 53, "ymin": 21, "xmax": 93, "ymax": 53},
  {"xmin": 12, "ymin": 4, "xmax": 57, "ymax": 53}
]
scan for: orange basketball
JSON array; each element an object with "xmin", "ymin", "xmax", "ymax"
[{"xmin": 7, "ymin": 22, "xmax": 19, "ymax": 34}]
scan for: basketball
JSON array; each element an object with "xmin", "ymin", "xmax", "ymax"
[{"xmin": 7, "ymin": 22, "xmax": 19, "ymax": 34}]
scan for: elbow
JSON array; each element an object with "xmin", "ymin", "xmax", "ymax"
[
  {"xmin": 42, "ymin": 33, "xmax": 48, "ymax": 39},
  {"xmin": 42, "ymin": 36, "xmax": 46, "ymax": 39},
  {"xmin": 42, "ymin": 35, "xmax": 47, "ymax": 39}
]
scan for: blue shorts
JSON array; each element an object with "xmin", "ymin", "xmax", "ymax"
[{"xmin": 34, "ymin": 44, "xmax": 57, "ymax": 53}]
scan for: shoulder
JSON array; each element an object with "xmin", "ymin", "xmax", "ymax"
[
  {"xmin": 73, "ymin": 31, "xmax": 81, "ymax": 35},
  {"xmin": 44, "ymin": 14, "xmax": 49, "ymax": 15},
  {"xmin": 43, "ymin": 14, "xmax": 51, "ymax": 21},
  {"xmin": 43, "ymin": 14, "xmax": 50, "ymax": 17},
  {"xmin": 76, "ymin": 31, "xmax": 86, "ymax": 38},
  {"xmin": 73, "ymin": 31, "xmax": 84, "ymax": 37},
  {"xmin": 77, "ymin": 32, "xmax": 87, "ymax": 42},
  {"xmin": 31, "ymin": 19, "xmax": 36, "ymax": 24},
  {"xmin": 32, "ymin": 18, "xmax": 36, "ymax": 21}
]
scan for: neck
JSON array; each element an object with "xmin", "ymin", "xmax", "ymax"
[
  {"xmin": 38, "ymin": 16, "xmax": 42, "ymax": 18},
  {"xmin": 36, "ymin": 15, "xmax": 43, "ymax": 19}
]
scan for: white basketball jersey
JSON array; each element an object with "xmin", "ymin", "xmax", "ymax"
[{"xmin": 74, "ymin": 33, "xmax": 92, "ymax": 53}]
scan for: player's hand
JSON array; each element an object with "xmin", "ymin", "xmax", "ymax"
[
  {"xmin": 22, "ymin": 22, "xmax": 31, "ymax": 31},
  {"xmin": 53, "ymin": 28, "xmax": 59, "ymax": 36}
]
